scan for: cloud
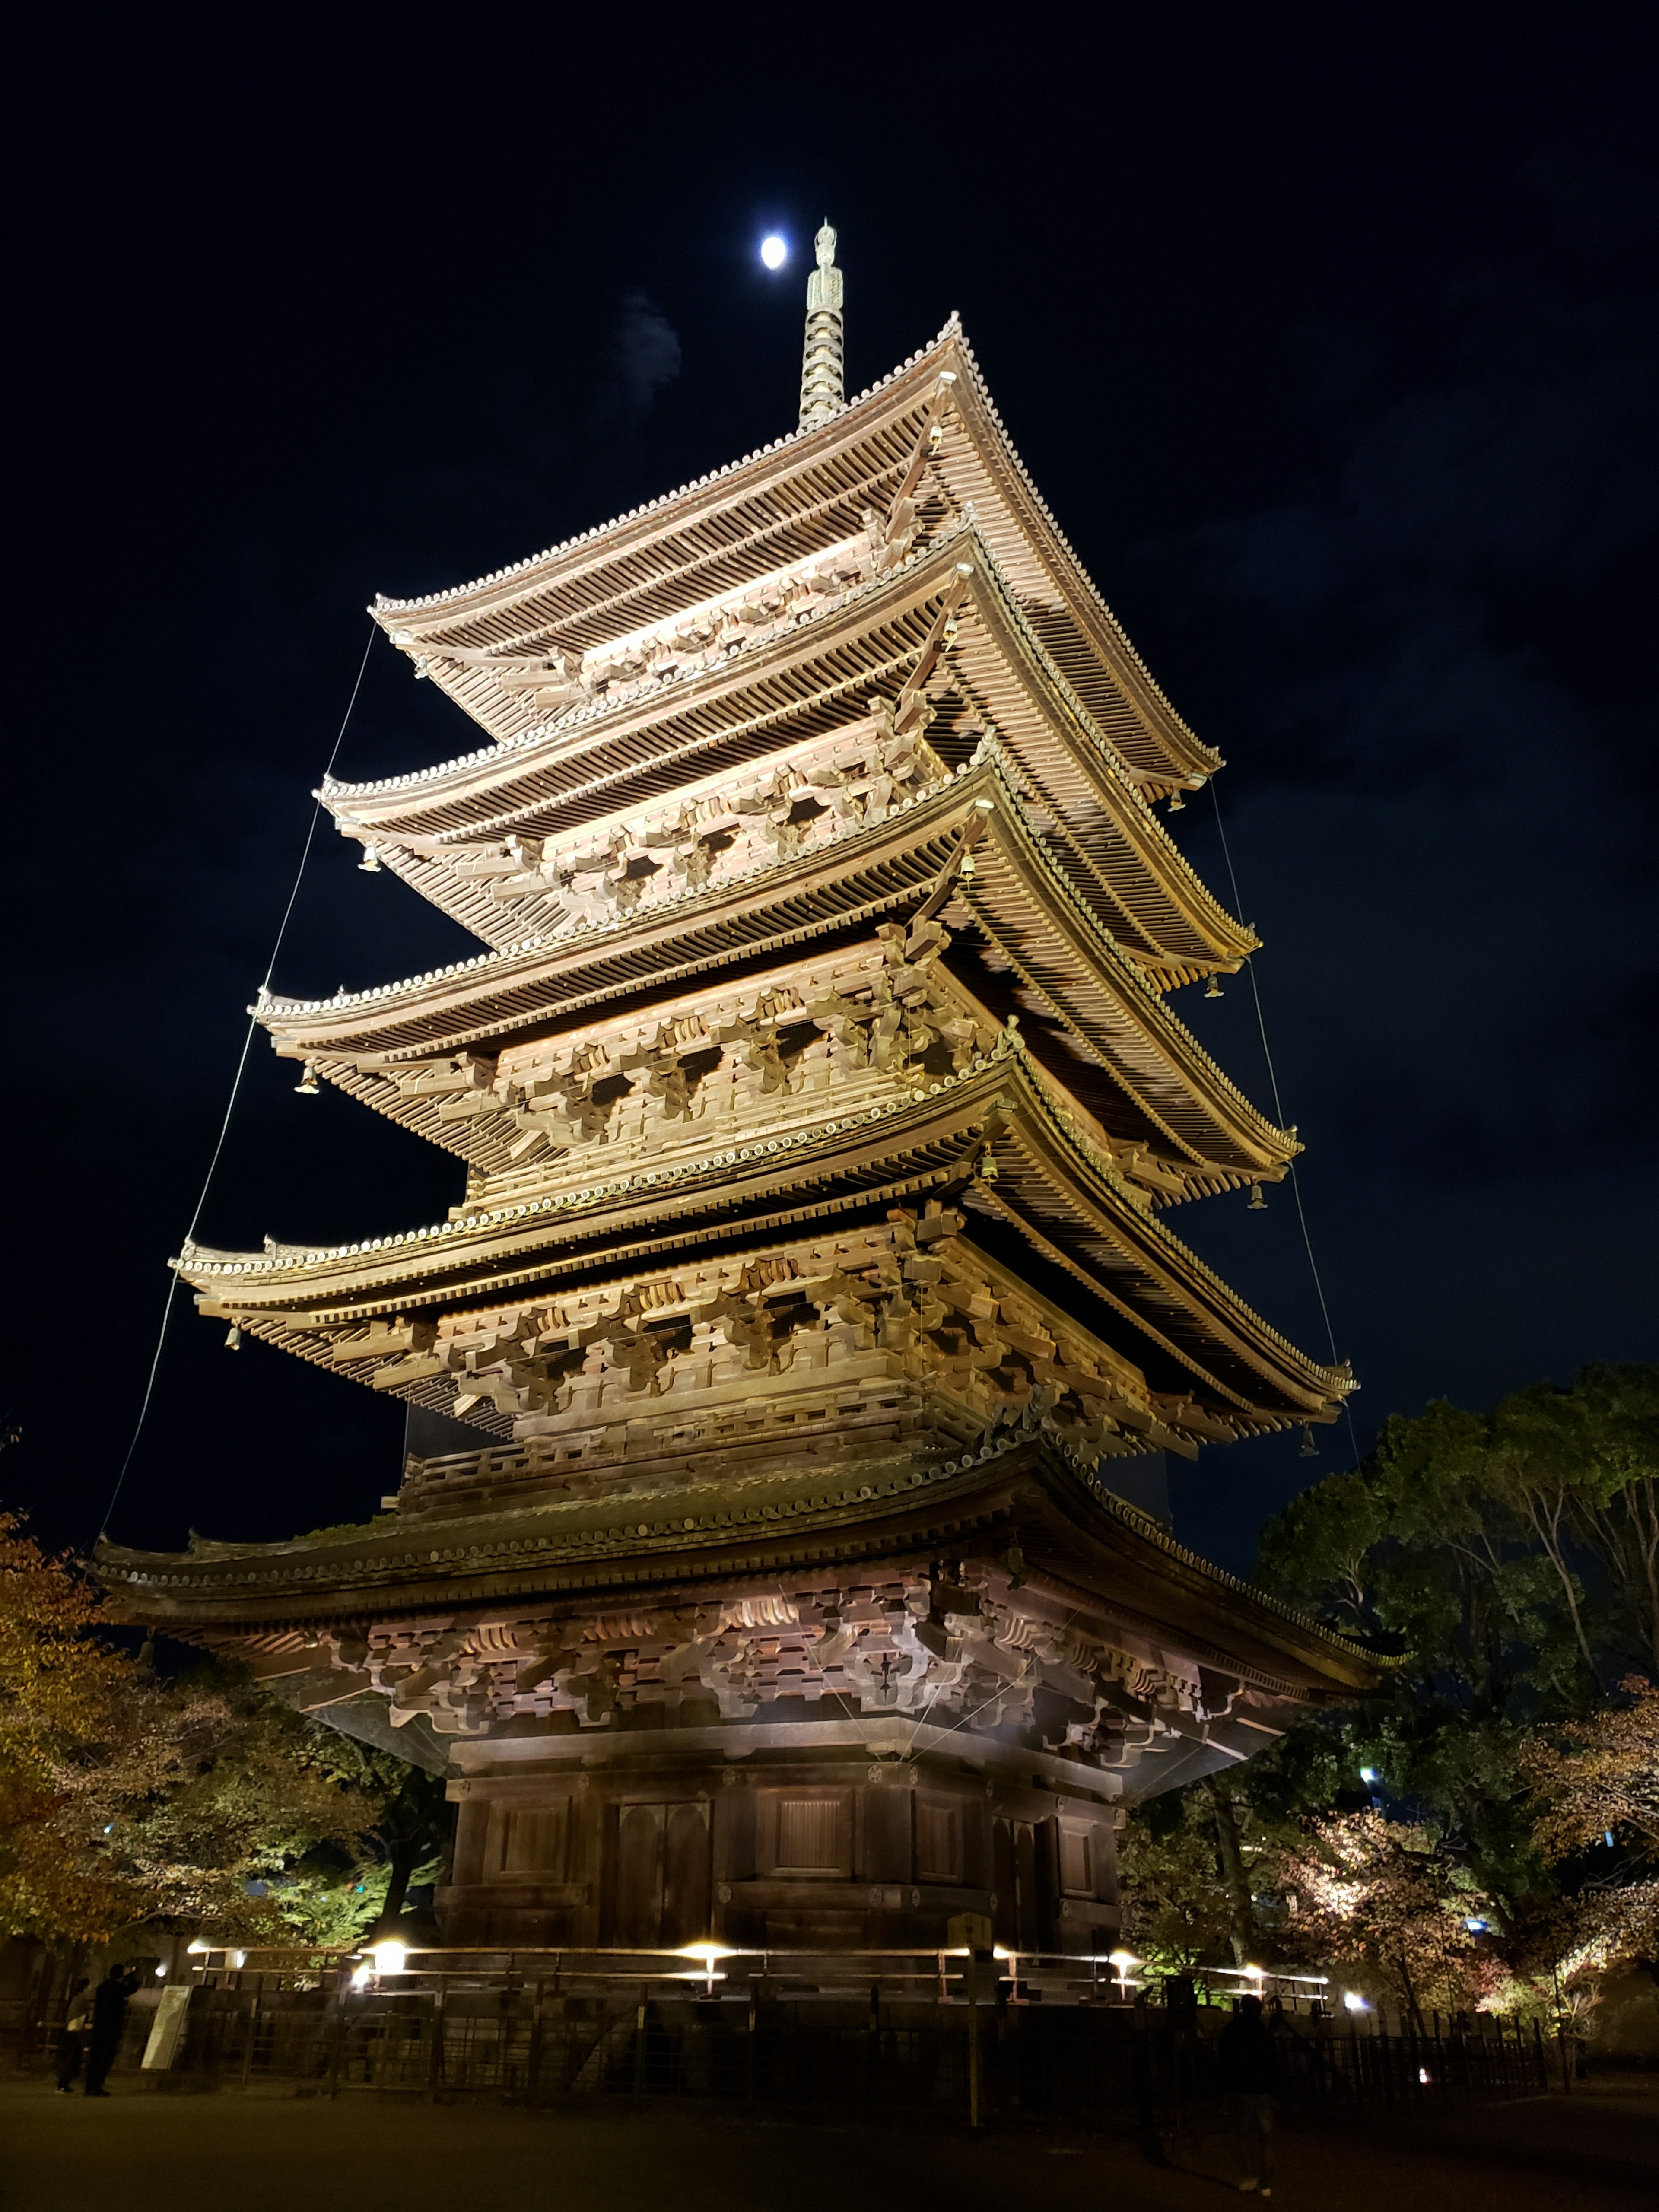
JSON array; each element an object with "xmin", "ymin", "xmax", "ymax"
[{"xmin": 588, "ymin": 291, "xmax": 682, "ymax": 443}]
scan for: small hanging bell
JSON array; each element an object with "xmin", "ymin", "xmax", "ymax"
[
  {"xmin": 225, "ymin": 1325, "xmax": 243, "ymax": 1351},
  {"xmin": 295, "ymin": 1062, "xmax": 320, "ymax": 1096},
  {"xmin": 1168, "ymin": 790, "xmax": 1185, "ymax": 812},
  {"xmin": 959, "ymin": 851, "xmax": 976, "ymax": 879},
  {"xmin": 942, "ymin": 613, "xmax": 959, "ymax": 643},
  {"xmin": 1299, "ymin": 1425, "xmax": 1319, "ymax": 1459},
  {"xmin": 358, "ymin": 844, "xmax": 382, "ymax": 874},
  {"xmin": 1247, "ymin": 1183, "xmax": 1268, "ymax": 1211},
  {"xmin": 1205, "ymin": 974, "xmax": 1224, "ymax": 1000},
  {"xmin": 978, "ymin": 1149, "xmax": 999, "ymax": 1182}
]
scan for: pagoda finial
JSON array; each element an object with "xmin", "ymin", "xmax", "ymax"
[{"xmin": 798, "ymin": 221, "xmax": 845, "ymax": 429}]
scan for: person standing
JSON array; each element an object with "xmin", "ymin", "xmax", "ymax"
[
  {"xmin": 55, "ymin": 1979, "xmax": 91, "ymax": 2093},
  {"xmin": 1217, "ymin": 1992, "xmax": 1278, "ymax": 2196},
  {"xmin": 82, "ymin": 1966, "xmax": 136, "ymax": 2097}
]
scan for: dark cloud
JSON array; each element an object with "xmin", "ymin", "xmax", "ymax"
[{"xmin": 590, "ymin": 292, "xmax": 683, "ymax": 436}]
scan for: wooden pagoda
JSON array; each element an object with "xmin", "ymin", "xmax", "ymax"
[{"xmin": 99, "ymin": 231, "xmax": 1370, "ymax": 1957}]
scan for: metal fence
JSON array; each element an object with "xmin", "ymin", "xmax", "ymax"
[{"xmin": 11, "ymin": 1947, "xmax": 1554, "ymax": 2131}]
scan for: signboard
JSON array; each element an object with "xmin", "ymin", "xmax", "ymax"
[{"xmin": 141, "ymin": 1985, "xmax": 192, "ymax": 2069}]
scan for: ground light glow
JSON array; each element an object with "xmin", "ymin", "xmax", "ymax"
[
  {"xmin": 760, "ymin": 234, "xmax": 787, "ymax": 270},
  {"xmin": 680, "ymin": 1941, "xmax": 728, "ymax": 1995}
]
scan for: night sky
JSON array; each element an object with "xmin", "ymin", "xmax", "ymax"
[{"xmin": 7, "ymin": 9, "xmax": 1655, "ymax": 1578}]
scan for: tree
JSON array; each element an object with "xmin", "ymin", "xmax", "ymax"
[
  {"xmin": 1201, "ymin": 1775, "xmax": 1260, "ymax": 1965},
  {"xmin": 1545, "ymin": 1368, "xmax": 1659, "ymax": 1675},
  {"xmin": 1115, "ymin": 1372, "xmax": 1659, "ymax": 2027},
  {"xmin": 0, "ymin": 1512, "xmax": 435, "ymax": 1947},
  {"xmin": 1269, "ymin": 1812, "xmax": 1495, "ymax": 2029},
  {"xmin": 295, "ymin": 1729, "xmax": 450, "ymax": 1929},
  {"xmin": 1508, "ymin": 1675, "xmax": 1659, "ymax": 2019},
  {"xmin": 1482, "ymin": 1370, "xmax": 1659, "ymax": 1678},
  {"xmin": 1520, "ymin": 1675, "xmax": 1659, "ymax": 1862},
  {"xmin": 1118, "ymin": 1786, "xmax": 1241, "ymax": 1968},
  {"xmin": 0, "ymin": 1510, "xmax": 135, "ymax": 1940},
  {"xmin": 1251, "ymin": 1373, "xmax": 1659, "ymax": 1916}
]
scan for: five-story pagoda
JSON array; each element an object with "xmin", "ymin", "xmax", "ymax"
[{"xmin": 100, "ymin": 230, "xmax": 1371, "ymax": 1958}]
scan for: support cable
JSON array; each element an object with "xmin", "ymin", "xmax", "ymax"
[
  {"xmin": 93, "ymin": 623, "xmax": 379, "ymax": 1547},
  {"xmin": 1208, "ymin": 782, "xmax": 1363, "ymax": 1466}
]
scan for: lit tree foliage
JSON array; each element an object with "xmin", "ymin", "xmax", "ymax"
[
  {"xmin": 1119, "ymin": 1368, "xmax": 1659, "ymax": 2026},
  {"xmin": 1118, "ymin": 1786, "xmax": 1241, "ymax": 1967},
  {"xmin": 0, "ymin": 1512, "xmax": 438, "ymax": 1946},
  {"xmin": 1255, "ymin": 1367, "xmax": 1659, "ymax": 1905},
  {"xmin": 1520, "ymin": 1676, "xmax": 1659, "ymax": 1862},
  {"xmin": 1268, "ymin": 1812, "xmax": 1494, "ymax": 2028}
]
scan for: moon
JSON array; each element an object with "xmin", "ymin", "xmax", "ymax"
[{"xmin": 760, "ymin": 234, "xmax": 788, "ymax": 271}]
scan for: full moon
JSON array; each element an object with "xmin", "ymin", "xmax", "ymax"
[{"xmin": 760, "ymin": 234, "xmax": 788, "ymax": 270}]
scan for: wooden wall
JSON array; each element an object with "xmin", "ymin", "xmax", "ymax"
[{"xmin": 440, "ymin": 1751, "xmax": 1121, "ymax": 1955}]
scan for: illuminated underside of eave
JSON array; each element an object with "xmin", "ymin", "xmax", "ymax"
[
  {"xmin": 180, "ymin": 1052, "xmax": 1348, "ymax": 1427},
  {"xmin": 331, "ymin": 528, "xmax": 1253, "ymax": 981},
  {"xmin": 259, "ymin": 758, "xmax": 1293, "ymax": 1178}
]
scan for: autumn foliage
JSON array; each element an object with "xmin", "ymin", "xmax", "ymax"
[{"xmin": 0, "ymin": 1512, "xmax": 428, "ymax": 1946}]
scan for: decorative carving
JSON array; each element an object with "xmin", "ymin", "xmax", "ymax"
[
  {"xmin": 317, "ymin": 1565, "xmax": 1220, "ymax": 1777},
  {"xmin": 385, "ymin": 709, "xmax": 944, "ymax": 944},
  {"xmin": 359, "ymin": 929, "xmax": 1000, "ymax": 1191}
]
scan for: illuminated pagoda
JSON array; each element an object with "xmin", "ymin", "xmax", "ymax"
[{"xmin": 100, "ymin": 228, "xmax": 1370, "ymax": 1956}]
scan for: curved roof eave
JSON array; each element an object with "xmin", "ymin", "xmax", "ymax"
[
  {"xmin": 368, "ymin": 321, "xmax": 1215, "ymax": 790},
  {"xmin": 330, "ymin": 524, "xmax": 1254, "ymax": 979},
  {"xmin": 173, "ymin": 1049, "xmax": 1347, "ymax": 1421},
  {"xmin": 260, "ymin": 755, "xmax": 1294, "ymax": 1174},
  {"xmin": 91, "ymin": 1434, "xmax": 1382, "ymax": 1695}
]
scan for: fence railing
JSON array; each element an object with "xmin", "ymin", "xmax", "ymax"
[{"xmin": 10, "ymin": 1945, "xmax": 1554, "ymax": 2127}]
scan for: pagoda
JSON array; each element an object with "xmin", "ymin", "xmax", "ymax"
[{"xmin": 100, "ymin": 230, "xmax": 1371, "ymax": 1958}]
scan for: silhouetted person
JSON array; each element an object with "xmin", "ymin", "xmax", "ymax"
[
  {"xmin": 55, "ymin": 1979, "xmax": 91, "ymax": 2093},
  {"xmin": 82, "ymin": 1967, "xmax": 136, "ymax": 2097},
  {"xmin": 1217, "ymin": 1992, "xmax": 1278, "ymax": 2195}
]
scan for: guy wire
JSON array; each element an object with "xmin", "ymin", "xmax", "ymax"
[
  {"xmin": 1208, "ymin": 780, "xmax": 1363, "ymax": 1467},
  {"xmin": 93, "ymin": 623, "xmax": 379, "ymax": 1547}
]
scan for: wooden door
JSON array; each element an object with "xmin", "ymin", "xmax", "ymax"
[
  {"xmin": 614, "ymin": 1802, "xmax": 667, "ymax": 1947},
  {"xmin": 1012, "ymin": 1820, "xmax": 1039, "ymax": 1951},
  {"xmin": 1009, "ymin": 1817, "xmax": 1056, "ymax": 1952},
  {"xmin": 612, "ymin": 1799, "xmax": 712, "ymax": 1947},
  {"xmin": 661, "ymin": 1800, "xmax": 712, "ymax": 1948}
]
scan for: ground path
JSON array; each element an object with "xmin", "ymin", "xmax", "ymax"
[{"xmin": 3, "ymin": 2075, "xmax": 1653, "ymax": 2212}]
